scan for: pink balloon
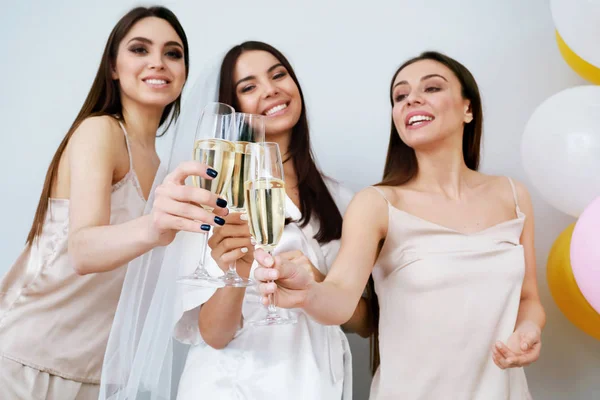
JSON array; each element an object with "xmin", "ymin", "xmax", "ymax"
[{"xmin": 571, "ymin": 196, "xmax": 600, "ymax": 315}]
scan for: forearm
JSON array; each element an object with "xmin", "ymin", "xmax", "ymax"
[
  {"xmin": 515, "ymin": 297, "xmax": 546, "ymax": 331},
  {"xmin": 304, "ymin": 280, "xmax": 359, "ymax": 326},
  {"xmin": 198, "ymin": 288, "xmax": 245, "ymax": 349},
  {"xmin": 341, "ymin": 297, "xmax": 374, "ymax": 338},
  {"xmin": 69, "ymin": 214, "xmax": 157, "ymax": 275}
]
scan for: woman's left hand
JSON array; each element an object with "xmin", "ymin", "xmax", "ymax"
[{"xmin": 492, "ymin": 321, "xmax": 541, "ymax": 369}]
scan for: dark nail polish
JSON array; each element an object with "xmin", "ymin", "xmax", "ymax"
[
  {"xmin": 200, "ymin": 224, "xmax": 211, "ymax": 231},
  {"xmin": 216, "ymin": 198, "xmax": 228, "ymax": 208},
  {"xmin": 214, "ymin": 216, "xmax": 225, "ymax": 226},
  {"xmin": 206, "ymin": 168, "xmax": 218, "ymax": 178}
]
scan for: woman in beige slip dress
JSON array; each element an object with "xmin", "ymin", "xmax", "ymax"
[
  {"xmin": 0, "ymin": 6, "xmax": 229, "ymax": 400},
  {"xmin": 253, "ymin": 51, "xmax": 546, "ymax": 400}
]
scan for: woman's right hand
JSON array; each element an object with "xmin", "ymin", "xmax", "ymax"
[
  {"xmin": 207, "ymin": 212, "xmax": 255, "ymax": 277},
  {"xmin": 148, "ymin": 161, "xmax": 229, "ymax": 246},
  {"xmin": 253, "ymin": 248, "xmax": 315, "ymax": 309}
]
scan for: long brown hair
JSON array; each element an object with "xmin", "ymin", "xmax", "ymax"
[
  {"xmin": 25, "ymin": 6, "xmax": 189, "ymax": 246},
  {"xmin": 218, "ymin": 41, "xmax": 343, "ymax": 243},
  {"xmin": 367, "ymin": 51, "xmax": 484, "ymax": 374}
]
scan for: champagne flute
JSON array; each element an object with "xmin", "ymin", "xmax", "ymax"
[
  {"xmin": 176, "ymin": 102, "xmax": 236, "ymax": 287},
  {"xmin": 216, "ymin": 113, "xmax": 266, "ymax": 287},
  {"xmin": 245, "ymin": 142, "xmax": 296, "ymax": 326}
]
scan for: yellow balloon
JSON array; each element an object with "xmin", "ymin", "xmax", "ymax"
[
  {"xmin": 547, "ymin": 223, "xmax": 600, "ymax": 340},
  {"xmin": 555, "ymin": 31, "xmax": 600, "ymax": 85}
]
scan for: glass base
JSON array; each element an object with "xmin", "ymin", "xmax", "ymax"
[
  {"xmin": 176, "ymin": 270, "xmax": 225, "ymax": 288},
  {"xmin": 248, "ymin": 312, "xmax": 297, "ymax": 326},
  {"xmin": 215, "ymin": 272, "xmax": 256, "ymax": 287}
]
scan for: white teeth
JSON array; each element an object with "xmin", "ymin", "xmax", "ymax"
[
  {"xmin": 145, "ymin": 79, "xmax": 167, "ymax": 85},
  {"xmin": 265, "ymin": 103, "xmax": 287, "ymax": 116},
  {"xmin": 408, "ymin": 115, "xmax": 433, "ymax": 125}
]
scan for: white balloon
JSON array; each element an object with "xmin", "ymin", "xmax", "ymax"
[
  {"xmin": 550, "ymin": 0, "xmax": 600, "ymax": 68},
  {"xmin": 521, "ymin": 85, "xmax": 600, "ymax": 217}
]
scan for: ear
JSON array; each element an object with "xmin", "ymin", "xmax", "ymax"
[
  {"xmin": 111, "ymin": 61, "xmax": 118, "ymax": 80},
  {"xmin": 463, "ymin": 100, "xmax": 473, "ymax": 124}
]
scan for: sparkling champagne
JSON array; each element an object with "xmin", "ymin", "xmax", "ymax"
[
  {"xmin": 227, "ymin": 141, "xmax": 252, "ymax": 211},
  {"xmin": 192, "ymin": 139, "xmax": 235, "ymax": 210},
  {"xmin": 244, "ymin": 178, "xmax": 286, "ymax": 251}
]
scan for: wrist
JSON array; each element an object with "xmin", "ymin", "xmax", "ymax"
[
  {"xmin": 516, "ymin": 320, "xmax": 541, "ymax": 333},
  {"xmin": 141, "ymin": 214, "xmax": 163, "ymax": 248}
]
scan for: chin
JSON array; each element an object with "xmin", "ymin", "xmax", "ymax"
[
  {"xmin": 266, "ymin": 114, "xmax": 299, "ymax": 135},
  {"xmin": 140, "ymin": 96, "xmax": 178, "ymax": 109}
]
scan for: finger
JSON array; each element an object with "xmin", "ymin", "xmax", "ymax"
[
  {"xmin": 210, "ymin": 224, "xmax": 253, "ymax": 244},
  {"xmin": 152, "ymin": 211, "xmax": 209, "ymax": 234},
  {"xmin": 155, "ymin": 183, "xmax": 228, "ymax": 214},
  {"xmin": 254, "ymin": 266, "xmax": 279, "ymax": 283},
  {"xmin": 254, "ymin": 248, "xmax": 275, "ymax": 268},
  {"xmin": 520, "ymin": 331, "xmax": 539, "ymax": 351},
  {"xmin": 491, "ymin": 350, "xmax": 505, "ymax": 370},
  {"xmin": 257, "ymin": 281, "xmax": 277, "ymax": 296},
  {"xmin": 218, "ymin": 247, "xmax": 250, "ymax": 264},
  {"xmin": 213, "ymin": 237, "xmax": 252, "ymax": 257},
  {"xmin": 163, "ymin": 161, "xmax": 218, "ymax": 185},
  {"xmin": 495, "ymin": 341, "xmax": 515, "ymax": 360},
  {"xmin": 223, "ymin": 212, "xmax": 251, "ymax": 225},
  {"xmin": 154, "ymin": 196, "xmax": 224, "ymax": 226}
]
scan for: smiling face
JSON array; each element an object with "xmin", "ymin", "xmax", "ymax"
[
  {"xmin": 390, "ymin": 59, "xmax": 473, "ymax": 150},
  {"xmin": 112, "ymin": 16, "xmax": 187, "ymax": 112},
  {"xmin": 232, "ymin": 50, "xmax": 302, "ymax": 137}
]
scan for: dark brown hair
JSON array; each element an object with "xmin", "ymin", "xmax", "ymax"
[
  {"xmin": 367, "ymin": 50, "xmax": 484, "ymax": 374},
  {"xmin": 25, "ymin": 6, "xmax": 189, "ymax": 246},
  {"xmin": 218, "ymin": 41, "xmax": 343, "ymax": 243}
]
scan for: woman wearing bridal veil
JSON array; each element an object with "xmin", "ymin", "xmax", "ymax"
[{"xmin": 100, "ymin": 41, "xmax": 373, "ymax": 400}]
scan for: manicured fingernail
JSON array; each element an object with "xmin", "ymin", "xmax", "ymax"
[
  {"xmin": 216, "ymin": 198, "xmax": 227, "ymax": 208},
  {"xmin": 241, "ymin": 247, "xmax": 248, "ymax": 253},
  {"xmin": 201, "ymin": 224, "xmax": 211, "ymax": 231},
  {"xmin": 207, "ymin": 168, "xmax": 218, "ymax": 178},
  {"xmin": 269, "ymin": 270, "xmax": 277, "ymax": 279},
  {"xmin": 240, "ymin": 213, "xmax": 248, "ymax": 221},
  {"xmin": 265, "ymin": 256, "xmax": 273, "ymax": 266},
  {"xmin": 250, "ymin": 238, "xmax": 256, "ymax": 245},
  {"xmin": 214, "ymin": 216, "xmax": 225, "ymax": 226}
]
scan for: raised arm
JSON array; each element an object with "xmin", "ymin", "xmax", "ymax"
[
  {"xmin": 67, "ymin": 116, "xmax": 228, "ymax": 275},
  {"xmin": 254, "ymin": 187, "xmax": 388, "ymax": 326}
]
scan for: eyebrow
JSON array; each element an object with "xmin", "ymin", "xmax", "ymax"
[
  {"xmin": 393, "ymin": 74, "xmax": 448, "ymax": 90},
  {"xmin": 235, "ymin": 63, "xmax": 284, "ymax": 88},
  {"xmin": 127, "ymin": 37, "xmax": 183, "ymax": 49}
]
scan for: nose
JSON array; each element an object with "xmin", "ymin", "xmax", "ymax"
[
  {"xmin": 406, "ymin": 91, "xmax": 423, "ymax": 107},
  {"xmin": 147, "ymin": 53, "xmax": 165, "ymax": 70},
  {"xmin": 261, "ymin": 80, "xmax": 279, "ymax": 99}
]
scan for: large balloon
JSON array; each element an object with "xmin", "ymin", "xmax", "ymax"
[
  {"xmin": 521, "ymin": 85, "xmax": 600, "ymax": 217},
  {"xmin": 547, "ymin": 223, "xmax": 600, "ymax": 341},
  {"xmin": 550, "ymin": 0, "xmax": 600, "ymax": 68},
  {"xmin": 571, "ymin": 196, "xmax": 600, "ymax": 315},
  {"xmin": 555, "ymin": 31, "xmax": 600, "ymax": 84}
]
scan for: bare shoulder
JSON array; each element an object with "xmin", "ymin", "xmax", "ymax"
[
  {"xmin": 478, "ymin": 173, "xmax": 534, "ymax": 213},
  {"xmin": 341, "ymin": 186, "xmax": 389, "ymax": 236},
  {"xmin": 69, "ymin": 115, "xmax": 124, "ymax": 150},
  {"xmin": 509, "ymin": 177, "xmax": 534, "ymax": 214}
]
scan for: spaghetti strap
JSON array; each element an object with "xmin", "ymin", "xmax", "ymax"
[
  {"xmin": 506, "ymin": 177, "xmax": 520, "ymax": 213},
  {"xmin": 117, "ymin": 120, "xmax": 134, "ymax": 172},
  {"xmin": 370, "ymin": 186, "xmax": 390, "ymax": 204}
]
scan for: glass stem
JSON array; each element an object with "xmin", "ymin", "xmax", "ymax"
[
  {"xmin": 194, "ymin": 232, "xmax": 210, "ymax": 278},
  {"xmin": 266, "ymin": 249, "xmax": 277, "ymax": 314}
]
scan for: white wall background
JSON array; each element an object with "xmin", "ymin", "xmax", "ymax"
[{"xmin": 1, "ymin": 0, "xmax": 599, "ymax": 398}]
